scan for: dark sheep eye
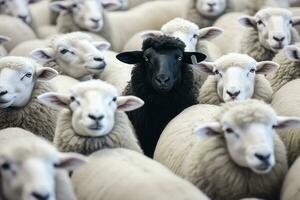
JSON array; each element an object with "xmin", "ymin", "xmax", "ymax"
[
  {"xmin": 1, "ymin": 162, "xmax": 10, "ymax": 170},
  {"xmin": 144, "ymin": 56, "xmax": 149, "ymax": 62},
  {"xmin": 193, "ymin": 34, "xmax": 198, "ymax": 39},
  {"xmin": 70, "ymin": 96, "xmax": 75, "ymax": 102},
  {"xmin": 257, "ymin": 20, "xmax": 264, "ymax": 26},
  {"xmin": 290, "ymin": 20, "xmax": 293, "ymax": 25},
  {"xmin": 25, "ymin": 73, "xmax": 32, "ymax": 78},
  {"xmin": 112, "ymin": 97, "xmax": 117, "ymax": 102},
  {"xmin": 225, "ymin": 128, "xmax": 234, "ymax": 134},
  {"xmin": 177, "ymin": 56, "xmax": 182, "ymax": 61},
  {"xmin": 250, "ymin": 68, "xmax": 255, "ymax": 73},
  {"xmin": 60, "ymin": 49, "xmax": 69, "ymax": 54},
  {"xmin": 72, "ymin": 4, "xmax": 77, "ymax": 8},
  {"xmin": 0, "ymin": 1, "xmax": 5, "ymax": 6}
]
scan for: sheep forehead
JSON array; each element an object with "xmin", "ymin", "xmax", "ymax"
[
  {"xmin": 215, "ymin": 53, "xmax": 257, "ymax": 71},
  {"xmin": 71, "ymin": 80, "xmax": 118, "ymax": 99},
  {"xmin": 161, "ymin": 18, "xmax": 199, "ymax": 35},
  {"xmin": 0, "ymin": 138, "xmax": 58, "ymax": 164},
  {"xmin": 50, "ymin": 32, "xmax": 93, "ymax": 48},
  {"xmin": 219, "ymin": 100, "xmax": 277, "ymax": 129},
  {"xmin": 256, "ymin": 8, "xmax": 292, "ymax": 19},
  {"xmin": 0, "ymin": 57, "xmax": 36, "ymax": 71}
]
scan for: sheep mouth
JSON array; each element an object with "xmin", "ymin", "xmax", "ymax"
[
  {"xmin": 253, "ymin": 163, "xmax": 272, "ymax": 174},
  {"xmin": 88, "ymin": 124, "xmax": 103, "ymax": 131},
  {"xmin": 0, "ymin": 99, "xmax": 14, "ymax": 108},
  {"xmin": 86, "ymin": 64, "xmax": 106, "ymax": 72}
]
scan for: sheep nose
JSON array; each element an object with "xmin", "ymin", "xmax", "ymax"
[
  {"xmin": 273, "ymin": 36, "xmax": 285, "ymax": 42},
  {"xmin": 94, "ymin": 57, "xmax": 103, "ymax": 62},
  {"xmin": 226, "ymin": 90, "xmax": 240, "ymax": 98},
  {"xmin": 255, "ymin": 153, "xmax": 271, "ymax": 163},
  {"xmin": 0, "ymin": 90, "xmax": 7, "ymax": 96},
  {"xmin": 18, "ymin": 15, "xmax": 28, "ymax": 22},
  {"xmin": 88, "ymin": 114, "xmax": 104, "ymax": 121},
  {"xmin": 31, "ymin": 192, "xmax": 50, "ymax": 200},
  {"xmin": 208, "ymin": 3, "xmax": 216, "ymax": 7},
  {"xmin": 155, "ymin": 75, "xmax": 170, "ymax": 85},
  {"xmin": 90, "ymin": 18, "xmax": 100, "ymax": 23}
]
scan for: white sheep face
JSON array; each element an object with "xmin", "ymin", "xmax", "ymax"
[
  {"xmin": 143, "ymin": 18, "xmax": 223, "ymax": 52},
  {"xmin": 197, "ymin": 53, "xmax": 278, "ymax": 102},
  {"xmin": 196, "ymin": 0, "xmax": 227, "ymax": 17},
  {"xmin": 0, "ymin": 0, "xmax": 36, "ymax": 24},
  {"xmin": 239, "ymin": 8, "xmax": 300, "ymax": 53},
  {"xmin": 51, "ymin": 0, "xmax": 106, "ymax": 32},
  {"xmin": 0, "ymin": 137, "xmax": 86, "ymax": 200},
  {"xmin": 195, "ymin": 100, "xmax": 300, "ymax": 174},
  {"xmin": 31, "ymin": 33, "xmax": 110, "ymax": 79},
  {"xmin": 0, "ymin": 57, "xmax": 57, "ymax": 109},
  {"xmin": 38, "ymin": 80, "xmax": 144, "ymax": 137}
]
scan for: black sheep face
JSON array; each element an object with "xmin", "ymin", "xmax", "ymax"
[{"xmin": 117, "ymin": 48, "xmax": 206, "ymax": 94}]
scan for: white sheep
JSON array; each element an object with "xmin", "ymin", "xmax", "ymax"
[
  {"xmin": 196, "ymin": 53, "xmax": 277, "ymax": 104},
  {"xmin": 0, "ymin": 56, "xmax": 58, "ymax": 141},
  {"xmin": 268, "ymin": 43, "xmax": 300, "ymax": 92},
  {"xmin": 212, "ymin": 8, "xmax": 300, "ymax": 61},
  {"xmin": 0, "ymin": 127, "xmax": 87, "ymax": 200},
  {"xmin": 281, "ymin": 156, "xmax": 300, "ymax": 200},
  {"xmin": 154, "ymin": 99, "xmax": 300, "ymax": 200},
  {"xmin": 38, "ymin": 80, "xmax": 144, "ymax": 155},
  {"xmin": 271, "ymin": 79, "xmax": 300, "ymax": 166},
  {"xmin": 123, "ymin": 18, "xmax": 223, "ymax": 61},
  {"xmin": 30, "ymin": 32, "xmax": 111, "ymax": 80},
  {"xmin": 0, "ymin": 15, "xmax": 37, "ymax": 52},
  {"xmin": 0, "ymin": 35, "xmax": 10, "ymax": 58},
  {"xmin": 72, "ymin": 148, "xmax": 210, "ymax": 200}
]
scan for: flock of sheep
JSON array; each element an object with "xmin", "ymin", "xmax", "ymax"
[{"xmin": 2, "ymin": 0, "xmax": 300, "ymax": 200}]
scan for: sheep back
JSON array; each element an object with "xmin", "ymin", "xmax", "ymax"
[
  {"xmin": 71, "ymin": 148, "xmax": 210, "ymax": 200},
  {"xmin": 54, "ymin": 109, "xmax": 142, "ymax": 155},
  {"xmin": 0, "ymin": 82, "xmax": 56, "ymax": 141}
]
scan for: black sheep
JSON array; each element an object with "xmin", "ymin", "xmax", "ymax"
[{"xmin": 117, "ymin": 35, "xmax": 206, "ymax": 157}]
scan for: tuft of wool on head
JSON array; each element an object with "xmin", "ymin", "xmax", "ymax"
[{"xmin": 142, "ymin": 35, "xmax": 186, "ymax": 51}]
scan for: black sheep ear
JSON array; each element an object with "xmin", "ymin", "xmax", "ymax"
[
  {"xmin": 116, "ymin": 51, "xmax": 144, "ymax": 64},
  {"xmin": 183, "ymin": 52, "xmax": 207, "ymax": 64}
]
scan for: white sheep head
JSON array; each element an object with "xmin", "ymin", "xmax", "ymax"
[
  {"xmin": 51, "ymin": 0, "xmax": 117, "ymax": 32},
  {"xmin": 0, "ymin": 0, "xmax": 39, "ymax": 24},
  {"xmin": 0, "ymin": 56, "xmax": 57, "ymax": 109},
  {"xmin": 101, "ymin": 0, "xmax": 128, "ymax": 11},
  {"xmin": 283, "ymin": 43, "xmax": 300, "ymax": 62},
  {"xmin": 196, "ymin": 0, "xmax": 227, "ymax": 17},
  {"xmin": 239, "ymin": 8, "xmax": 300, "ymax": 53},
  {"xmin": 197, "ymin": 53, "xmax": 278, "ymax": 102},
  {"xmin": 195, "ymin": 99, "xmax": 300, "ymax": 174},
  {"xmin": 38, "ymin": 80, "xmax": 144, "ymax": 137},
  {"xmin": 31, "ymin": 32, "xmax": 110, "ymax": 79},
  {"xmin": 0, "ymin": 130, "xmax": 87, "ymax": 200},
  {"xmin": 141, "ymin": 18, "xmax": 223, "ymax": 52},
  {"xmin": 0, "ymin": 36, "xmax": 10, "ymax": 58}
]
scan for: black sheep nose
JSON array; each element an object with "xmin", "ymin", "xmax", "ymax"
[
  {"xmin": 94, "ymin": 57, "xmax": 103, "ymax": 62},
  {"xmin": 208, "ymin": 3, "xmax": 216, "ymax": 7},
  {"xmin": 90, "ymin": 18, "xmax": 100, "ymax": 23},
  {"xmin": 273, "ymin": 36, "xmax": 285, "ymax": 42},
  {"xmin": 18, "ymin": 15, "xmax": 28, "ymax": 22},
  {"xmin": 31, "ymin": 192, "xmax": 50, "ymax": 200},
  {"xmin": 255, "ymin": 153, "xmax": 271, "ymax": 163},
  {"xmin": 0, "ymin": 90, "xmax": 7, "ymax": 96},
  {"xmin": 226, "ymin": 90, "xmax": 240, "ymax": 98},
  {"xmin": 88, "ymin": 114, "xmax": 104, "ymax": 121},
  {"xmin": 155, "ymin": 75, "xmax": 170, "ymax": 85}
]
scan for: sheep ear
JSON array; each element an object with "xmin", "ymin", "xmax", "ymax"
[
  {"xmin": 140, "ymin": 30, "xmax": 162, "ymax": 40},
  {"xmin": 194, "ymin": 62, "xmax": 215, "ymax": 75},
  {"xmin": 183, "ymin": 52, "xmax": 206, "ymax": 64},
  {"xmin": 36, "ymin": 67, "xmax": 58, "ymax": 81},
  {"xmin": 117, "ymin": 96, "xmax": 144, "ymax": 111},
  {"xmin": 198, "ymin": 27, "xmax": 223, "ymax": 41},
  {"xmin": 256, "ymin": 61, "xmax": 278, "ymax": 75},
  {"xmin": 239, "ymin": 16, "xmax": 256, "ymax": 28},
  {"xmin": 0, "ymin": 36, "xmax": 10, "ymax": 45},
  {"xmin": 284, "ymin": 45, "xmax": 300, "ymax": 62},
  {"xmin": 50, "ymin": 1, "xmax": 74, "ymax": 12},
  {"xmin": 93, "ymin": 41, "xmax": 111, "ymax": 51},
  {"xmin": 38, "ymin": 92, "xmax": 71, "ymax": 110},
  {"xmin": 116, "ymin": 51, "xmax": 144, "ymax": 64},
  {"xmin": 30, "ymin": 48, "xmax": 55, "ymax": 64},
  {"xmin": 194, "ymin": 122, "xmax": 222, "ymax": 139},
  {"xmin": 274, "ymin": 116, "xmax": 300, "ymax": 130},
  {"xmin": 56, "ymin": 153, "xmax": 88, "ymax": 171},
  {"xmin": 292, "ymin": 17, "xmax": 300, "ymax": 26}
]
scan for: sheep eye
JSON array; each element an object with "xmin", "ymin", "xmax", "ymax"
[
  {"xmin": 177, "ymin": 56, "xmax": 183, "ymax": 61},
  {"xmin": 1, "ymin": 162, "xmax": 10, "ymax": 171},
  {"xmin": 25, "ymin": 73, "xmax": 32, "ymax": 78},
  {"xmin": 72, "ymin": 4, "xmax": 78, "ymax": 8},
  {"xmin": 225, "ymin": 128, "xmax": 234, "ymax": 134},
  {"xmin": 257, "ymin": 20, "xmax": 264, "ymax": 26},
  {"xmin": 144, "ymin": 56, "xmax": 149, "ymax": 62},
  {"xmin": 215, "ymin": 70, "xmax": 222, "ymax": 77},
  {"xmin": 250, "ymin": 68, "xmax": 255, "ymax": 73},
  {"xmin": 70, "ymin": 96, "xmax": 76, "ymax": 102},
  {"xmin": 112, "ymin": 97, "xmax": 117, "ymax": 102},
  {"xmin": 60, "ymin": 49, "xmax": 69, "ymax": 54},
  {"xmin": 193, "ymin": 34, "xmax": 198, "ymax": 39},
  {"xmin": 290, "ymin": 20, "xmax": 293, "ymax": 25},
  {"xmin": 0, "ymin": 1, "xmax": 5, "ymax": 6}
]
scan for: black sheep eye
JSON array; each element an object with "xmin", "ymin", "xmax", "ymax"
[
  {"xmin": 0, "ymin": 1, "xmax": 5, "ymax": 6},
  {"xmin": 72, "ymin": 4, "xmax": 78, "ymax": 8},
  {"xmin": 257, "ymin": 20, "xmax": 264, "ymax": 26},
  {"xmin": 250, "ymin": 68, "xmax": 255, "ymax": 73},
  {"xmin": 60, "ymin": 49, "xmax": 69, "ymax": 54},
  {"xmin": 1, "ymin": 162, "xmax": 10, "ymax": 170},
  {"xmin": 70, "ymin": 96, "xmax": 75, "ymax": 102},
  {"xmin": 193, "ymin": 34, "xmax": 198, "ymax": 39},
  {"xmin": 225, "ymin": 128, "xmax": 234, "ymax": 134},
  {"xmin": 290, "ymin": 20, "xmax": 293, "ymax": 25},
  {"xmin": 25, "ymin": 73, "xmax": 32, "ymax": 78},
  {"xmin": 112, "ymin": 97, "xmax": 117, "ymax": 102},
  {"xmin": 215, "ymin": 70, "xmax": 222, "ymax": 77},
  {"xmin": 144, "ymin": 56, "xmax": 149, "ymax": 62}
]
